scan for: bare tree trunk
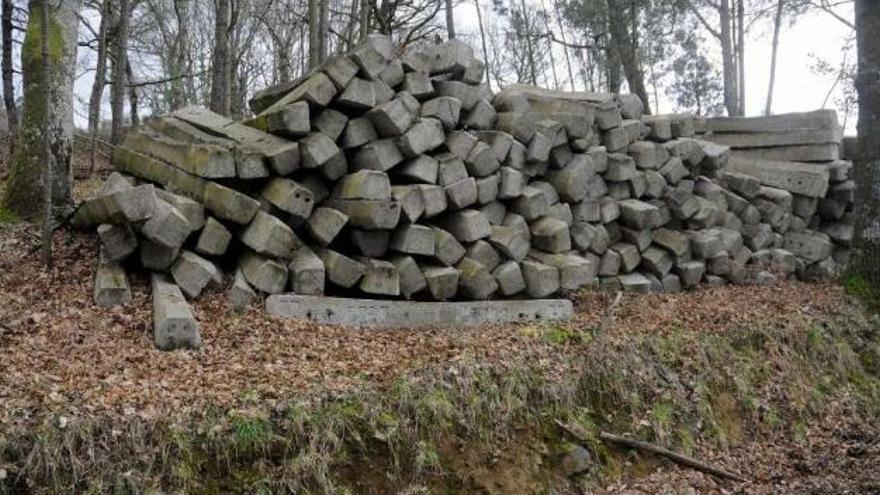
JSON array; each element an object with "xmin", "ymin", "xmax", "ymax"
[
  {"xmin": 603, "ymin": 25, "xmax": 621, "ymax": 93},
  {"xmin": 519, "ymin": 0, "xmax": 537, "ymax": 85},
  {"xmin": 126, "ymin": 58, "xmax": 138, "ymax": 127},
  {"xmin": 360, "ymin": 0, "xmax": 369, "ymax": 41},
  {"xmin": 764, "ymin": 0, "xmax": 784, "ymax": 116},
  {"xmin": 854, "ymin": 0, "xmax": 880, "ymax": 285},
  {"xmin": 39, "ymin": 0, "xmax": 52, "ymax": 265},
  {"xmin": 299, "ymin": 22, "xmax": 306, "ymax": 76},
  {"xmin": 541, "ymin": 3, "xmax": 559, "ymax": 89},
  {"xmin": 580, "ymin": 30, "xmax": 594, "ymax": 91},
  {"xmin": 320, "ymin": 0, "xmax": 329, "ymax": 59},
  {"xmin": 553, "ymin": 0, "xmax": 576, "ymax": 91},
  {"xmin": 276, "ymin": 43, "xmax": 292, "ymax": 84},
  {"xmin": 736, "ymin": 0, "xmax": 745, "ymax": 115},
  {"xmin": 87, "ymin": 0, "xmax": 111, "ymax": 175},
  {"xmin": 606, "ymin": 0, "xmax": 651, "ymax": 114},
  {"xmin": 308, "ymin": 0, "xmax": 321, "ymax": 69},
  {"xmin": 474, "ymin": 0, "xmax": 492, "ymax": 88},
  {"xmin": 719, "ymin": 0, "xmax": 738, "ymax": 116},
  {"xmin": 232, "ymin": 62, "xmax": 248, "ymax": 119},
  {"xmin": 445, "ymin": 0, "xmax": 455, "ymax": 40},
  {"xmin": 346, "ymin": 0, "xmax": 359, "ymax": 50},
  {"xmin": 2, "ymin": 0, "xmax": 81, "ymax": 218},
  {"xmin": 210, "ymin": 0, "xmax": 230, "ymax": 115},
  {"xmin": 170, "ymin": 0, "xmax": 190, "ymax": 111},
  {"xmin": 110, "ymin": 0, "xmax": 131, "ymax": 144},
  {"xmin": 2, "ymin": 0, "xmax": 17, "ymax": 151}
]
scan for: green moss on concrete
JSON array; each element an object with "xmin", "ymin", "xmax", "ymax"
[{"xmin": 243, "ymin": 115, "xmax": 270, "ymax": 133}]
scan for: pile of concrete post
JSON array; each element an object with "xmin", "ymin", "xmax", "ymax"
[
  {"xmin": 72, "ymin": 36, "xmax": 851, "ymax": 349},
  {"xmin": 698, "ymin": 110, "xmax": 853, "ymax": 279}
]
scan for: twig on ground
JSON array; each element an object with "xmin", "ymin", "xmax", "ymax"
[{"xmin": 555, "ymin": 420, "xmax": 748, "ymax": 483}]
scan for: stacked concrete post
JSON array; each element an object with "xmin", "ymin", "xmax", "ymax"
[
  {"xmin": 73, "ymin": 36, "xmax": 853, "ymax": 348},
  {"xmin": 697, "ymin": 110, "xmax": 853, "ymax": 279}
]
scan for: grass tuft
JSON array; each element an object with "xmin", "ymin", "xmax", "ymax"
[
  {"xmin": 842, "ymin": 272, "xmax": 880, "ymax": 312},
  {"xmin": 0, "ymin": 207, "xmax": 19, "ymax": 224}
]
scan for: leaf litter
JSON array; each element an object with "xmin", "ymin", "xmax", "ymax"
[{"xmin": 1, "ymin": 223, "xmax": 876, "ymax": 493}]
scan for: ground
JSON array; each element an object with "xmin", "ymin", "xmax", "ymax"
[{"xmin": 0, "ymin": 174, "xmax": 879, "ymax": 493}]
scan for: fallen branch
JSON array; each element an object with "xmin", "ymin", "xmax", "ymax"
[{"xmin": 556, "ymin": 420, "xmax": 748, "ymax": 483}]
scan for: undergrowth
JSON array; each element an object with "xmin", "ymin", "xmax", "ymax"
[
  {"xmin": 0, "ymin": 206, "xmax": 18, "ymax": 224},
  {"xmin": 842, "ymin": 271, "xmax": 880, "ymax": 313},
  {"xmin": 1, "ymin": 309, "xmax": 879, "ymax": 494}
]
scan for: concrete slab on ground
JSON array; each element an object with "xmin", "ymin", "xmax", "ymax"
[{"xmin": 265, "ymin": 295, "xmax": 573, "ymax": 328}]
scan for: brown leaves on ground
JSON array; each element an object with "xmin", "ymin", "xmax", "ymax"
[
  {"xmin": 572, "ymin": 279, "xmax": 848, "ymax": 338},
  {"xmin": 603, "ymin": 394, "xmax": 880, "ymax": 494},
  {"xmin": 0, "ymin": 223, "xmax": 850, "ymax": 429},
  {"xmin": 1, "ymin": 222, "xmax": 878, "ymax": 493},
  {"xmin": 0, "ymin": 226, "xmax": 548, "ymax": 425}
]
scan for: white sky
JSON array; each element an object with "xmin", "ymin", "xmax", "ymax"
[
  {"xmin": 736, "ymin": 4, "xmax": 856, "ymax": 127},
  {"xmin": 452, "ymin": 1, "xmax": 857, "ymax": 130},
  {"xmin": 70, "ymin": 2, "xmax": 857, "ymax": 132}
]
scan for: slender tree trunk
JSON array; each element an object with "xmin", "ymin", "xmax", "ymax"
[
  {"xmin": 2, "ymin": 0, "xmax": 17, "ymax": 151},
  {"xmin": 553, "ymin": 0, "xmax": 575, "ymax": 91},
  {"xmin": 87, "ymin": 0, "xmax": 110, "ymax": 175},
  {"xmin": 126, "ymin": 58, "xmax": 138, "ymax": 127},
  {"xmin": 359, "ymin": 0, "xmax": 369, "ymax": 41},
  {"xmin": 736, "ymin": 0, "xmax": 745, "ymax": 115},
  {"xmin": 232, "ymin": 63, "xmax": 248, "ymax": 119},
  {"xmin": 603, "ymin": 23, "xmax": 621, "ymax": 92},
  {"xmin": 719, "ymin": 0, "xmax": 738, "ymax": 116},
  {"xmin": 765, "ymin": 0, "xmax": 784, "ymax": 116},
  {"xmin": 474, "ymin": 0, "xmax": 492, "ymax": 89},
  {"xmin": 39, "ymin": 0, "xmax": 51, "ymax": 265},
  {"xmin": 346, "ymin": 0, "xmax": 359, "ymax": 50},
  {"xmin": 541, "ymin": 3, "xmax": 559, "ymax": 89},
  {"xmin": 318, "ymin": 0, "xmax": 328, "ymax": 61},
  {"xmin": 580, "ymin": 31, "xmax": 594, "ymax": 91},
  {"xmin": 606, "ymin": 0, "xmax": 651, "ymax": 114},
  {"xmin": 445, "ymin": 0, "xmax": 455, "ymax": 40},
  {"xmin": 649, "ymin": 58, "xmax": 660, "ymax": 113},
  {"xmin": 210, "ymin": 0, "xmax": 230, "ymax": 115},
  {"xmin": 854, "ymin": 0, "xmax": 880, "ymax": 283},
  {"xmin": 185, "ymin": 31, "xmax": 197, "ymax": 105},
  {"xmin": 170, "ymin": 0, "xmax": 190, "ymax": 111},
  {"xmin": 308, "ymin": 0, "xmax": 321, "ymax": 69},
  {"xmin": 519, "ymin": 0, "xmax": 537, "ymax": 85},
  {"xmin": 110, "ymin": 0, "xmax": 131, "ymax": 144},
  {"xmin": 276, "ymin": 42, "xmax": 292, "ymax": 84},
  {"xmin": 2, "ymin": 0, "xmax": 81, "ymax": 218},
  {"xmin": 298, "ymin": 22, "xmax": 306, "ymax": 76}
]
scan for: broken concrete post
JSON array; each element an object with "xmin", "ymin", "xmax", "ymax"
[
  {"xmin": 94, "ymin": 251, "xmax": 132, "ymax": 308},
  {"xmin": 151, "ymin": 273, "xmax": 201, "ymax": 351},
  {"xmin": 171, "ymin": 250, "xmax": 224, "ymax": 298}
]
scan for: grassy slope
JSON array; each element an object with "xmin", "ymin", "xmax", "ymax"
[{"xmin": 2, "ymin": 298, "xmax": 878, "ymax": 494}]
